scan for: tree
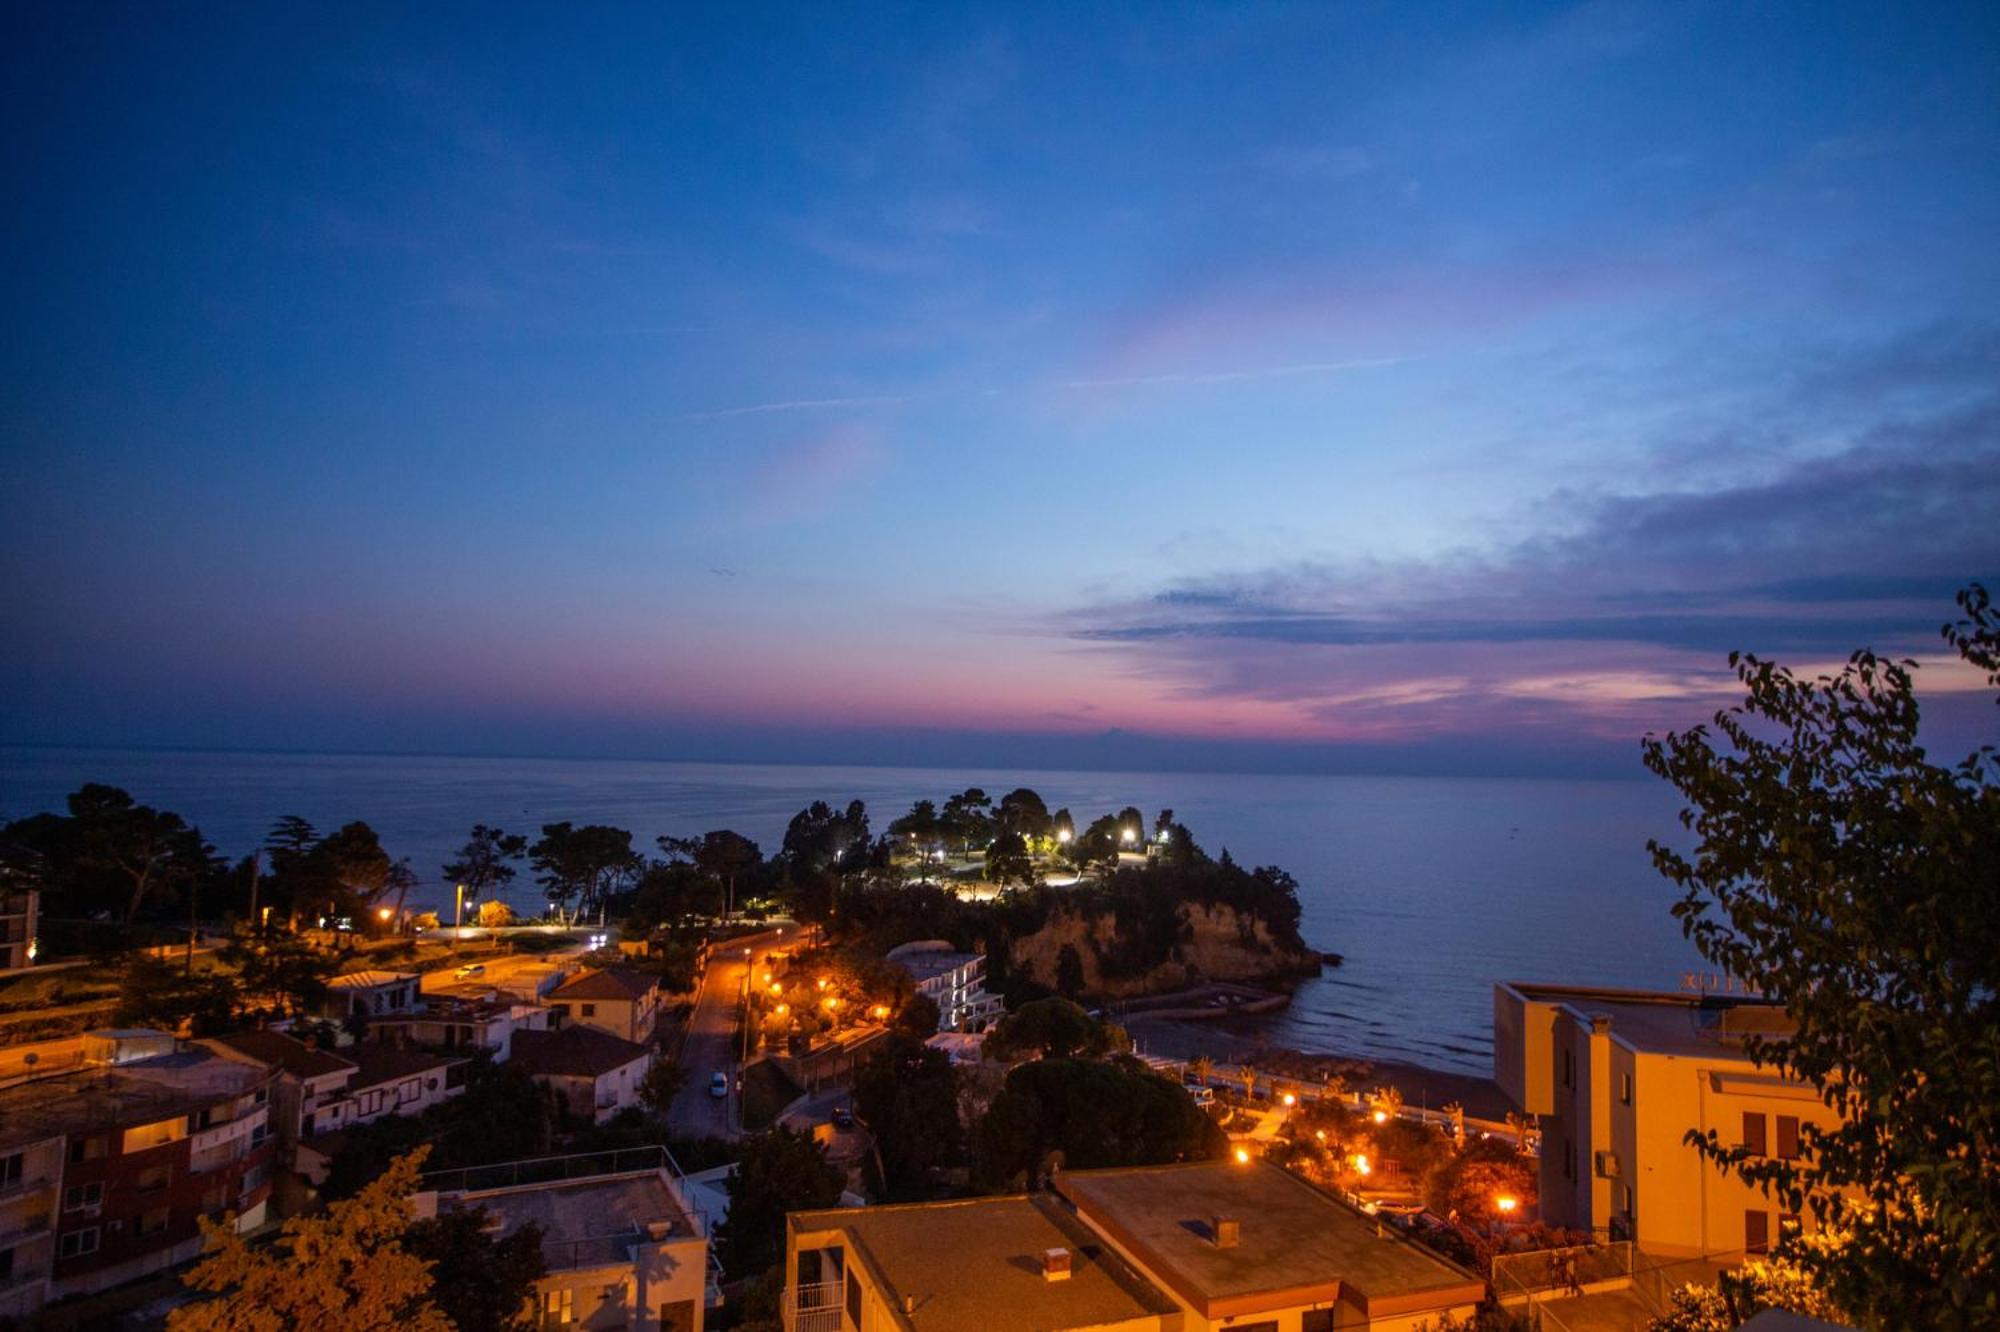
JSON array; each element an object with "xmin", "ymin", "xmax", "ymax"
[
  {"xmin": 983, "ymin": 997, "xmax": 1121, "ymax": 1061},
  {"xmin": 893, "ymin": 993, "xmax": 940, "ymax": 1039},
  {"xmin": 66, "ymin": 784, "xmax": 214, "ymax": 923},
  {"xmin": 995, "ymin": 788, "xmax": 1052, "ymax": 841},
  {"xmin": 940, "ymin": 788, "xmax": 994, "ymax": 854},
  {"xmin": 1187, "ymin": 1054, "xmax": 1214, "ymax": 1086},
  {"xmin": 221, "ymin": 930, "xmax": 336, "ymax": 1020},
  {"xmin": 1423, "ymin": 1136, "xmax": 1536, "ymax": 1226},
  {"xmin": 983, "ymin": 831, "xmax": 1034, "ymax": 888},
  {"xmin": 316, "ymin": 822, "xmax": 394, "ymax": 920},
  {"xmin": 475, "ymin": 899, "xmax": 516, "ymax": 928},
  {"xmin": 887, "ymin": 800, "xmax": 944, "ymax": 864},
  {"xmin": 689, "ymin": 829, "xmax": 762, "ymax": 918},
  {"xmin": 530, "ymin": 823, "xmax": 640, "ymax": 923},
  {"xmin": 1054, "ymin": 943, "xmax": 1086, "ymax": 1000},
  {"xmin": 638, "ymin": 1058, "xmax": 689, "ymax": 1115},
  {"xmin": 779, "ymin": 800, "xmax": 870, "ymax": 876},
  {"xmin": 1641, "ymin": 584, "xmax": 1999, "ymax": 1323},
  {"xmin": 722, "ymin": 1126, "xmax": 844, "ymax": 1276},
  {"xmin": 853, "ymin": 1033, "xmax": 963, "ymax": 1200},
  {"xmin": 169, "ymin": 1148, "xmax": 450, "ymax": 1332},
  {"xmin": 441, "ymin": 825, "xmax": 527, "ymax": 910},
  {"xmin": 975, "ymin": 1057, "xmax": 1225, "ymax": 1188},
  {"xmin": 117, "ymin": 954, "xmax": 239, "ymax": 1036},
  {"xmin": 403, "ymin": 1206, "xmax": 546, "ymax": 1332}
]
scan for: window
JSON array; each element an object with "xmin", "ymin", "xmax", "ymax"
[
  {"xmin": 137, "ymin": 1165, "xmax": 172, "ymax": 1193},
  {"xmin": 1619, "ymin": 1072, "xmax": 1633, "ymax": 1106},
  {"xmin": 1745, "ymin": 1209, "xmax": 1770, "ymax": 1255},
  {"xmin": 1776, "ymin": 1115, "xmax": 1800, "ymax": 1160},
  {"xmin": 581, "ymin": 1003, "xmax": 597, "ymax": 1018},
  {"xmin": 0, "ymin": 1245, "xmax": 13, "ymax": 1282},
  {"xmin": 187, "ymin": 1107, "xmax": 216, "ymax": 1133},
  {"xmin": 398, "ymin": 1079, "xmax": 421, "ymax": 1105},
  {"xmin": 254, "ymin": 1086, "xmax": 269, "ymax": 1105},
  {"xmin": 135, "ymin": 1207, "xmax": 171, "ymax": 1237},
  {"xmin": 69, "ymin": 1136, "xmax": 106, "ymax": 1164},
  {"xmin": 1303, "ymin": 1312, "xmax": 1338, "ymax": 1332},
  {"xmin": 63, "ymin": 1182, "xmax": 103, "ymax": 1212},
  {"xmin": 0, "ymin": 1151, "xmax": 22, "ymax": 1189},
  {"xmin": 58, "ymin": 1227, "xmax": 100, "ymax": 1259},
  {"xmin": 541, "ymin": 1288, "xmax": 573, "ymax": 1329},
  {"xmin": 1742, "ymin": 1111, "xmax": 1768, "ymax": 1157}
]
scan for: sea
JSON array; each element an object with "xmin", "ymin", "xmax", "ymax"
[{"xmin": 0, "ymin": 747, "xmax": 1703, "ymax": 1079}]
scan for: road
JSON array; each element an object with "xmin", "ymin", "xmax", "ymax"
[
  {"xmin": 417, "ymin": 944, "xmax": 584, "ymax": 996},
  {"xmin": 666, "ymin": 925, "xmax": 793, "ymax": 1141}
]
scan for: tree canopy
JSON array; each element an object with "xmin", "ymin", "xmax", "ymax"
[
  {"xmin": 440, "ymin": 824, "xmax": 526, "ymax": 906},
  {"xmin": 974, "ymin": 1056, "xmax": 1224, "ymax": 1188},
  {"xmin": 722, "ymin": 1126, "xmax": 845, "ymax": 1276},
  {"xmin": 1642, "ymin": 583, "xmax": 1999, "ymax": 1325}
]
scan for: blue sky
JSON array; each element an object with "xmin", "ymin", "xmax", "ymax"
[{"xmin": 3, "ymin": 2, "xmax": 1997, "ymax": 775}]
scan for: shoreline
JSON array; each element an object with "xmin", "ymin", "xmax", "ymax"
[{"xmin": 1123, "ymin": 1013, "xmax": 1516, "ymax": 1122}]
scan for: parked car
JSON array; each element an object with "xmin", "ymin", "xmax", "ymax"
[
  {"xmin": 830, "ymin": 1104, "xmax": 855, "ymax": 1129},
  {"xmin": 454, "ymin": 963, "xmax": 485, "ymax": 978},
  {"xmin": 709, "ymin": 1071, "xmax": 729, "ymax": 1099}
]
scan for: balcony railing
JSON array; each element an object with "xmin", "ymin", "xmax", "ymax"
[{"xmin": 783, "ymin": 1280, "xmax": 845, "ymax": 1332}]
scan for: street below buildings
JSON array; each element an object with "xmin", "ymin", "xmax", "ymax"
[{"xmin": 666, "ymin": 924, "xmax": 792, "ymax": 1141}]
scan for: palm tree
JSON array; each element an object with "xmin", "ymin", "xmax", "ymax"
[
  {"xmin": 1188, "ymin": 1055, "xmax": 1214, "ymax": 1086},
  {"xmin": 1241, "ymin": 1065, "xmax": 1259, "ymax": 1101},
  {"xmin": 1369, "ymin": 1085, "xmax": 1404, "ymax": 1124}
]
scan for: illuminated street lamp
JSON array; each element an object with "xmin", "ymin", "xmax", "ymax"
[
  {"xmin": 1314, "ymin": 1129, "xmax": 1326, "ymax": 1141},
  {"xmin": 1372, "ymin": 1109, "xmax": 1388, "ymax": 1125},
  {"xmin": 1496, "ymin": 1195, "xmax": 1519, "ymax": 1215},
  {"xmin": 1120, "ymin": 827, "xmax": 1137, "ymax": 845},
  {"xmin": 773, "ymin": 1004, "xmax": 789, "ymax": 1017},
  {"xmin": 871, "ymin": 1005, "xmax": 890, "ymax": 1020},
  {"xmin": 1352, "ymin": 1154, "xmax": 1372, "ymax": 1176},
  {"xmin": 770, "ymin": 983, "xmax": 783, "ymax": 996},
  {"xmin": 1281, "ymin": 1092, "xmax": 1297, "ymax": 1107},
  {"xmin": 1233, "ymin": 1147, "xmax": 1251, "ymax": 1165},
  {"xmin": 817, "ymin": 977, "xmax": 829, "ymax": 990},
  {"xmin": 1057, "ymin": 828, "xmax": 1072, "ymax": 845}
]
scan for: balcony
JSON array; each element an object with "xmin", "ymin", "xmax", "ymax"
[{"xmin": 783, "ymin": 1280, "xmax": 845, "ymax": 1332}]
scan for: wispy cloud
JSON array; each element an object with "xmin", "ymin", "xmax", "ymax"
[
  {"xmin": 1064, "ymin": 357, "xmax": 1408, "ymax": 390},
  {"xmin": 677, "ymin": 395, "xmax": 908, "ymax": 422}
]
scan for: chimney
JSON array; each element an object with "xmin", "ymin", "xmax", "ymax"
[
  {"xmin": 1212, "ymin": 1216, "xmax": 1240, "ymax": 1249},
  {"xmin": 1042, "ymin": 1247, "xmax": 1073, "ymax": 1281}
]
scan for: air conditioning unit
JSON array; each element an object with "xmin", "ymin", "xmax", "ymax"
[{"xmin": 1594, "ymin": 1150, "xmax": 1621, "ymax": 1179}]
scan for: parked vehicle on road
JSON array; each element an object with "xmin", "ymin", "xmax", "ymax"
[
  {"xmin": 709, "ymin": 1071, "xmax": 729, "ymax": 1098},
  {"xmin": 454, "ymin": 963, "xmax": 485, "ymax": 978},
  {"xmin": 831, "ymin": 1105, "xmax": 855, "ymax": 1129}
]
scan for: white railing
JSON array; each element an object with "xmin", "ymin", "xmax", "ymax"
[{"xmin": 783, "ymin": 1280, "xmax": 845, "ymax": 1332}]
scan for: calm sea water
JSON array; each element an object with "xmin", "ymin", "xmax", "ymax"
[{"xmin": 0, "ymin": 747, "xmax": 1701, "ymax": 1076}]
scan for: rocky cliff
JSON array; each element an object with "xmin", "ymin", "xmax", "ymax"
[{"xmin": 1006, "ymin": 900, "xmax": 1319, "ymax": 998}]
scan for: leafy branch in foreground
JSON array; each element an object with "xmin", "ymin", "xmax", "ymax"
[{"xmin": 1641, "ymin": 583, "xmax": 1999, "ymax": 1326}]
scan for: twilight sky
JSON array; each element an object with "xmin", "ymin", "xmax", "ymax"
[{"xmin": 3, "ymin": 2, "xmax": 1997, "ymax": 776}]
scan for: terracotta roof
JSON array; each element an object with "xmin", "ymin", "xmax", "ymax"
[
  {"xmin": 509, "ymin": 1026, "xmax": 652, "ymax": 1079},
  {"xmin": 349, "ymin": 1046, "xmax": 463, "ymax": 1092},
  {"xmin": 208, "ymin": 1029, "xmax": 356, "ymax": 1081},
  {"xmin": 328, "ymin": 970, "xmax": 419, "ymax": 989},
  {"xmin": 550, "ymin": 967, "xmax": 659, "ymax": 1001}
]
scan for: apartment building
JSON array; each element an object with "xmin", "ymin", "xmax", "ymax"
[
  {"xmin": 509, "ymin": 1025, "xmax": 654, "ymax": 1123},
  {"xmin": 0, "ymin": 1130, "xmax": 63, "ymax": 1320},
  {"xmin": 365, "ymin": 990, "xmax": 553, "ymax": 1060},
  {"xmin": 1494, "ymin": 981, "xmax": 1841, "ymax": 1259},
  {"xmin": 415, "ymin": 1149, "xmax": 711, "ymax": 1332},
  {"xmin": 0, "ymin": 888, "xmax": 37, "ymax": 971},
  {"xmin": 784, "ymin": 1160, "xmax": 1483, "ymax": 1332},
  {"xmin": 320, "ymin": 969, "xmax": 421, "ymax": 1024},
  {"xmin": 884, "ymin": 941, "xmax": 1004, "ymax": 1033},
  {"xmin": 549, "ymin": 967, "xmax": 663, "ymax": 1044},
  {"xmin": 0, "ymin": 1030, "xmax": 275, "ymax": 1312}
]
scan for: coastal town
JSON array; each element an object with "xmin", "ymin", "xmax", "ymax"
[{"xmin": 1, "ymin": 749, "xmax": 1969, "ymax": 1332}]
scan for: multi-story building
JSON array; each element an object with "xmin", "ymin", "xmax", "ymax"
[
  {"xmin": 1494, "ymin": 981, "xmax": 1841, "ymax": 1258},
  {"xmin": 320, "ymin": 969, "xmax": 422, "ymax": 1024},
  {"xmin": 365, "ymin": 990, "xmax": 552, "ymax": 1060},
  {"xmin": 0, "ymin": 1129, "xmax": 64, "ymax": 1320},
  {"xmin": 884, "ymin": 941, "xmax": 1004, "ymax": 1033},
  {"xmin": 509, "ymin": 1026, "xmax": 654, "ymax": 1124},
  {"xmin": 415, "ymin": 1148, "xmax": 711, "ymax": 1331},
  {"xmin": 549, "ymin": 967, "xmax": 663, "ymax": 1044},
  {"xmin": 784, "ymin": 1160, "xmax": 1483, "ymax": 1332},
  {"xmin": 0, "ymin": 1030, "xmax": 275, "ymax": 1311},
  {"xmin": 0, "ymin": 888, "xmax": 37, "ymax": 970}
]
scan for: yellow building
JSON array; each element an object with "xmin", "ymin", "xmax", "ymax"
[
  {"xmin": 783, "ymin": 1160, "xmax": 1482, "ymax": 1332},
  {"xmin": 1494, "ymin": 982, "xmax": 1837, "ymax": 1260}
]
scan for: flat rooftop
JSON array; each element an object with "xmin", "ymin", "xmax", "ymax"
[
  {"xmin": 789, "ymin": 1194, "xmax": 1177, "ymax": 1332},
  {"xmin": 446, "ymin": 1170, "xmax": 699, "ymax": 1269},
  {"xmin": 1502, "ymin": 982, "xmax": 1792, "ymax": 1060},
  {"xmin": 1057, "ymin": 1162, "xmax": 1482, "ymax": 1319},
  {"xmin": 0, "ymin": 1049, "xmax": 268, "ymax": 1150}
]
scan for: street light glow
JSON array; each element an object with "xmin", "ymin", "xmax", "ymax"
[
  {"xmin": 1281, "ymin": 1092, "xmax": 1296, "ymax": 1107},
  {"xmin": 377, "ymin": 907, "xmax": 392, "ymax": 921},
  {"xmin": 1373, "ymin": 1109, "xmax": 1388, "ymax": 1124},
  {"xmin": 1496, "ymin": 1195, "xmax": 1519, "ymax": 1214},
  {"xmin": 1233, "ymin": 1147, "xmax": 1251, "ymax": 1164},
  {"xmin": 1353, "ymin": 1154, "xmax": 1372, "ymax": 1176}
]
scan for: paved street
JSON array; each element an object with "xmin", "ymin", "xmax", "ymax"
[
  {"xmin": 418, "ymin": 942, "xmax": 586, "ymax": 996},
  {"xmin": 666, "ymin": 925, "xmax": 792, "ymax": 1141}
]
